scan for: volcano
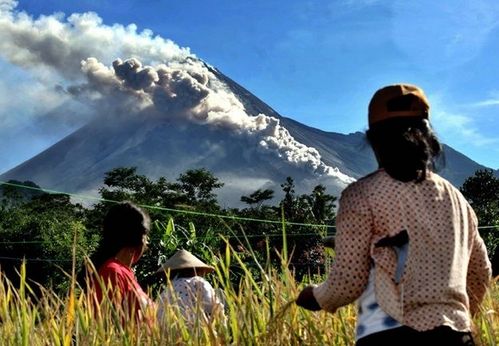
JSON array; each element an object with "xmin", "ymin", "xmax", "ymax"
[{"xmin": 0, "ymin": 59, "xmax": 492, "ymax": 206}]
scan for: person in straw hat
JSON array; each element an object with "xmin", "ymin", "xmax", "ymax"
[
  {"xmin": 296, "ymin": 84, "xmax": 491, "ymax": 345},
  {"xmin": 156, "ymin": 249, "xmax": 224, "ymax": 324}
]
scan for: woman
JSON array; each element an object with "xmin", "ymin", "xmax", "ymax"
[
  {"xmin": 90, "ymin": 201, "xmax": 153, "ymax": 318},
  {"xmin": 297, "ymin": 84, "xmax": 491, "ymax": 345},
  {"xmin": 156, "ymin": 249, "xmax": 224, "ymax": 324}
]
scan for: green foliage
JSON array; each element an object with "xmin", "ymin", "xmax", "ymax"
[
  {"xmin": 0, "ymin": 166, "xmax": 338, "ymax": 294},
  {"xmin": 308, "ymin": 184, "xmax": 337, "ymax": 223},
  {"xmin": 460, "ymin": 169, "xmax": 499, "ymax": 256},
  {"xmin": 461, "ymin": 169, "xmax": 499, "ymax": 226},
  {"xmin": 280, "ymin": 176, "xmax": 296, "ymax": 220},
  {"xmin": 235, "ymin": 177, "xmax": 337, "ymax": 281},
  {"xmin": 176, "ymin": 168, "xmax": 224, "ymax": 209},
  {"xmin": 137, "ymin": 218, "xmax": 222, "ymax": 292},
  {"xmin": 240, "ymin": 188, "xmax": 274, "ymax": 208},
  {"xmin": 0, "ymin": 180, "xmax": 44, "ymax": 208},
  {"xmin": 98, "ymin": 166, "xmax": 182, "ymax": 210},
  {"xmin": 0, "ymin": 193, "xmax": 99, "ymax": 294}
]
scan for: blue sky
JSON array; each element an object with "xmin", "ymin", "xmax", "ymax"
[{"xmin": 1, "ymin": 0, "xmax": 499, "ymax": 172}]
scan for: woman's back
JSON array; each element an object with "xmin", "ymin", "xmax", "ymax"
[
  {"xmin": 157, "ymin": 276, "xmax": 223, "ymax": 324},
  {"xmin": 347, "ymin": 169, "xmax": 488, "ymax": 330},
  {"xmin": 298, "ymin": 84, "xmax": 491, "ymax": 345}
]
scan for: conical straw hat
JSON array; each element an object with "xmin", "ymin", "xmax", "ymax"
[{"xmin": 156, "ymin": 249, "xmax": 214, "ymax": 274}]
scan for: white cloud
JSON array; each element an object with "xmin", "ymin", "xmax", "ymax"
[
  {"xmin": 466, "ymin": 91, "xmax": 499, "ymax": 108},
  {"xmin": 0, "ymin": 1, "xmax": 192, "ymax": 80},
  {"xmin": 432, "ymin": 107, "xmax": 499, "ymax": 147},
  {"xmin": 469, "ymin": 99, "xmax": 499, "ymax": 108}
]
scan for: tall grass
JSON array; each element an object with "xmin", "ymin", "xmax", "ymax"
[{"xmin": 0, "ymin": 243, "xmax": 497, "ymax": 345}]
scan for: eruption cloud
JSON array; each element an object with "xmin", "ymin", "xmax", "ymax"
[
  {"xmin": 80, "ymin": 57, "xmax": 355, "ymax": 184},
  {"xmin": 0, "ymin": 0, "xmax": 355, "ymax": 185},
  {"xmin": 0, "ymin": 0, "xmax": 192, "ymax": 79}
]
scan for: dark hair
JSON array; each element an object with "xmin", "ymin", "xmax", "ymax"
[
  {"xmin": 91, "ymin": 201, "xmax": 150, "ymax": 270},
  {"xmin": 366, "ymin": 117, "xmax": 442, "ymax": 182}
]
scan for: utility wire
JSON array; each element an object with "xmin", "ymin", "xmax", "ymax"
[
  {"xmin": 0, "ymin": 180, "xmax": 336, "ymax": 229},
  {"xmin": 0, "ymin": 231, "xmax": 332, "ymax": 245},
  {"xmin": 0, "ymin": 255, "xmax": 326, "ymax": 267},
  {"xmin": 0, "ymin": 181, "xmax": 497, "ymax": 246},
  {"xmin": 0, "ymin": 256, "xmax": 71, "ymax": 263}
]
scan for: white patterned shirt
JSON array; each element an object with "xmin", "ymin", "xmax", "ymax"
[
  {"xmin": 157, "ymin": 276, "xmax": 223, "ymax": 323},
  {"xmin": 313, "ymin": 169, "xmax": 491, "ymax": 332}
]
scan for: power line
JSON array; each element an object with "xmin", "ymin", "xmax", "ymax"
[
  {"xmin": 0, "ymin": 256, "xmax": 71, "ymax": 263},
  {"xmin": 0, "ymin": 241, "xmax": 47, "ymax": 244},
  {"xmin": 1, "ymin": 181, "xmax": 497, "ymax": 232},
  {"xmin": 0, "ymin": 180, "xmax": 336, "ymax": 229},
  {"xmin": 0, "ymin": 232, "xmax": 331, "ymax": 246}
]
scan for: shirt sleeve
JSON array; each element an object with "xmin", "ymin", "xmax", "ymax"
[
  {"xmin": 313, "ymin": 182, "xmax": 373, "ymax": 313},
  {"xmin": 466, "ymin": 208, "xmax": 492, "ymax": 315}
]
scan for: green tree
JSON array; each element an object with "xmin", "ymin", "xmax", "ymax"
[
  {"xmin": 460, "ymin": 169, "xmax": 499, "ymax": 258},
  {"xmin": 176, "ymin": 168, "xmax": 224, "ymax": 209},
  {"xmin": 0, "ymin": 180, "xmax": 44, "ymax": 208},
  {"xmin": 280, "ymin": 177, "xmax": 296, "ymax": 220},
  {"xmin": 0, "ymin": 192, "xmax": 97, "ymax": 294},
  {"xmin": 240, "ymin": 188, "xmax": 274, "ymax": 209},
  {"xmin": 99, "ymin": 167, "xmax": 181, "ymax": 207},
  {"xmin": 307, "ymin": 184, "xmax": 337, "ymax": 223},
  {"xmin": 460, "ymin": 169, "xmax": 499, "ymax": 227}
]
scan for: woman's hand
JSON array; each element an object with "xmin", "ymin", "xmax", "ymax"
[{"xmin": 296, "ymin": 285, "xmax": 321, "ymax": 311}]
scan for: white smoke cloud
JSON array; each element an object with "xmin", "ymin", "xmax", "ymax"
[
  {"xmin": 0, "ymin": 0, "xmax": 191, "ymax": 79},
  {"xmin": 0, "ymin": 0, "xmax": 355, "ymax": 184},
  {"xmin": 77, "ymin": 56, "xmax": 354, "ymax": 184}
]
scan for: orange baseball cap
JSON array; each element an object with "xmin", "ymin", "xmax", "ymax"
[{"xmin": 368, "ymin": 84, "xmax": 430, "ymax": 127}]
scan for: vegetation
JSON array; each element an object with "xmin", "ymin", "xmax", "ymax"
[
  {"xmin": 460, "ymin": 169, "xmax": 499, "ymax": 266},
  {"xmin": 0, "ymin": 168, "xmax": 497, "ymax": 345},
  {"xmin": 0, "ymin": 167, "xmax": 336, "ymax": 292},
  {"xmin": 0, "ymin": 232, "xmax": 497, "ymax": 345}
]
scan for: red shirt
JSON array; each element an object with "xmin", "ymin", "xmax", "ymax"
[{"xmin": 95, "ymin": 258, "xmax": 152, "ymax": 315}]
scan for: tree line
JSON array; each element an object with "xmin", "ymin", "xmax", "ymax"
[
  {"xmin": 0, "ymin": 167, "xmax": 337, "ymax": 294},
  {"xmin": 0, "ymin": 167, "xmax": 497, "ymax": 294}
]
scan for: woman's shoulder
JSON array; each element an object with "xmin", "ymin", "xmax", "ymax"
[
  {"xmin": 189, "ymin": 276, "xmax": 214, "ymax": 290},
  {"xmin": 184, "ymin": 275, "xmax": 210, "ymax": 284},
  {"xmin": 98, "ymin": 258, "xmax": 132, "ymax": 277},
  {"xmin": 341, "ymin": 169, "xmax": 385, "ymax": 196},
  {"xmin": 172, "ymin": 275, "xmax": 209, "ymax": 285}
]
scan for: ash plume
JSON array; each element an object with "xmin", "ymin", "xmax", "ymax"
[
  {"xmin": 79, "ymin": 56, "xmax": 355, "ymax": 184},
  {"xmin": 0, "ymin": 0, "xmax": 355, "ymax": 185}
]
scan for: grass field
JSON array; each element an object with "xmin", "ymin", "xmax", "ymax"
[{"xmin": 0, "ymin": 243, "xmax": 497, "ymax": 346}]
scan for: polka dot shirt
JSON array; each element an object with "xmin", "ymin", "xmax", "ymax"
[
  {"xmin": 313, "ymin": 169, "xmax": 491, "ymax": 332},
  {"xmin": 157, "ymin": 276, "xmax": 223, "ymax": 324}
]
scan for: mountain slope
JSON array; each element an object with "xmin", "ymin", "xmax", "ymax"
[
  {"xmin": 213, "ymin": 66, "xmax": 491, "ymax": 186},
  {"xmin": 0, "ymin": 63, "xmax": 493, "ymax": 205},
  {"xmin": 0, "ymin": 115, "xmax": 347, "ymax": 206}
]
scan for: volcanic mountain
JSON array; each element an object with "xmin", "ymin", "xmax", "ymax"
[{"xmin": 0, "ymin": 59, "xmax": 493, "ymax": 206}]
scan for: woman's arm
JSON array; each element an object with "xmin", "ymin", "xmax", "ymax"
[{"xmin": 310, "ymin": 183, "xmax": 373, "ymax": 313}]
